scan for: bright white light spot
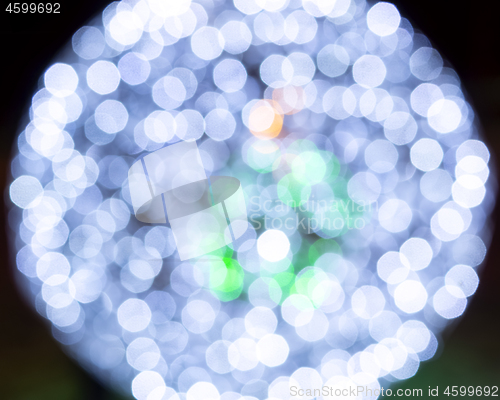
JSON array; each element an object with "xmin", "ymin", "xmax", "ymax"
[
  {"xmin": 353, "ymin": 55, "xmax": 387, "ymax": 88},
  {"xmin": 384, "ymin": 111, "xmax": 417, "ymax": 145},
  {"xmin": 411, "ymin": 83, "xmax": 444, "ymax": 117},
  {"xmin": 428, "ymin": 99, "xmax": 462, "ymax": 134},
  {"xmin": 205, "ymin": 109, "xmax": 236, "ymax": 141},
  {"xmin": 257, "ymin": 230, "xmax": 290, "ymax": 262},
  {"xmin": 379, "ymin": 199, "xmax": 412, "ymax": 233},
  {"xmin": 256, "ymin": 334, "xmax": 289, "ymax": 367},
  {"xmin": 191, "ymin": 27, "xmax": 224, "ymax": 61},
  {"xmin": 351, "ymin": 285, "xmax": 385, "ymax": 319},
  {"xmin": 95, "ymin": 100, "xmax": 129, "ymax": 133},
  {"xmin": 228, "ymin": 338, "xmax": 258, "ymax": 371},
  {"xmin": 433, "ymin": 286, "xmax": 467, "ymax": 319},
  {"xmin": 394, "ymin": 280, "xmax": 428, "ymax": 313},
  {"xmin": 365, "ymin": 139, "xmax": 398, "ymax": 173},
  {"xmin": 87, "ymin": 61, "xmax": 120, "ymax": 95},
  {"xmin": 400, "ymin": 238, "xmax": 433, "ymax": 271},
  {"xmin": 410, "ymin": 139, "xmax": 443, "ymax": 171},
  {"xmin": 45, "ymin": 63, "xmax": 79, "ymax": 97},
  {"xmin": 109, "ymin": 10, "xmax": 144, "ymax": 46},
  {"xmin": 186, "ymin": 382, "xmax": 220, "ymax": 400},
  {"xmin": 213, "ymin": 59, "xmax": 247, "ymax": 93},
  {"xmin": 410, "ymin": 47, "xmax": 443, "ymax": 81},
  {"xmin": 131, "ymin": 371, "xmax": 165, "ymax": 400},
  {"xmin": 117, "ymin": 299, "xmax": 152, "ymax": 332},
  {"xmin": 245, "ymin": 307, "xmax": 277, "ymax": 339},
  {"xmin": 118, "ymin": 52, "xmax": 151, "ymax": 86},
  {"xmin": 445, "ymin": 264, "xmax": 479, "ymax": 297},
  {"xmin": 317, "ymin": 44, "xmax": 350, "ymax": 78},
  {"xmin": 10, "ymin": 176, "xmax": 43, "ymax": 209},
  {"xmin": 367, "ymin": 2, "xmax": 401, "ymax": 37},
  {"xmin": 420, "ymin": 169, "xmax": 453, "ymax": 203}
]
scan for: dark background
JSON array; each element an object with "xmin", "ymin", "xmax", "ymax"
[{"xmin": 0, "ymin": 1, "xmax": 499, "ymax": 399}]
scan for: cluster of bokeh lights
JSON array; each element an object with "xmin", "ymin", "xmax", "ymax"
[{"xmin": 8, "ymin": 0, "xmax": 495, "ymax": 399}]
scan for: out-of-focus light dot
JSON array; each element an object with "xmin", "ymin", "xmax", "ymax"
[
  {"xmin": 131, "ymin": 371, "xmax": 165, "ymax": 400},
  {"xmin": 285, "ymin": 10, "xmax": 318, "ymax": 44},
  {"xmin": 70, "ymin": 269, "xmax": 103, "ymax": 303},
  {"xmin": 302, "ymin": 0, "xmax": 336, "ymax": 17},
  {"xmin": 10, "ymin": 175, "xmax": 43, "ymax": 209},
  {"xmin": 353, "ymin": 55, "xmax": 386, "ymax": 88},
  {"xmin": 351, "ymin": 285, "xmax": 385, "ymax": 319},
  {"xmin": 206, "ymin": 340, "xmax": 233, "ymax": 374},
  {"xmin": 456, "ymin": 156, "xmax": 489, "ymax": 184},
  {"xmin": 431, "ymin": 206, "xmax": 465, "ymax": 240},
  {"xmin": 228, "ymin": 338, "xmax": 258, "ymax": 371},
  {"xmin": 248, "ymin": 277, "xmax": 282, "ymax": 308},
  {"xmin": 221, "ymin": 21, "xmax": 252, "ymax": 55},
  {"xmin": 317, "ymin": 44, "xmax": 350, "ymax": 78},
  {"xmin": 234, "ymin": 0, "xmax": 262, "ymax": 15},
  {"xmin": 260, "ymin": 55, "xmax": 293, "ymax": 89},
  {"xmin": 126, "ymin": 337, "xmax": 161, "ymax": 371},
  {"xmin": 420, "ymin": 169, "xmax": 453, "ymax": 203},
  {"xmin": 410, "ymin": 139, "xmax": 443, "ymax": 171},
  {"xmin": 281, "ymin": 294, "xmax": 314, "ymax": 327},
  {"xmin": 452, "ymin": 234, "xmax": 486, "ymax": 267},
  {"xmin": 377, "ymin": 251, "xmax": 410, "ymax": 284},
  {"xmin": 168, "ymin": 68, "xmax": 198, "ymax": 100},
  {"xmin": 118, "ymin": 52, "xmax": 151, "ymax": 86},
  {"xmin": 72, "ymin": 26, "xmax": 105, "ymax": 59},
  {"xmin": 347, "ymin": 172, "xmax": 381, "ymax": 204},
  {"xmin": 117, "ymin": 298, "xmax": 152, "ymax": 332},
  {"xmin": 456, "ymin": 140, "xmax": 490, "ymax": 163},
  {"xmin": 378, "ymin": 199, "xmax": 412, "ymax": 233},
  {"xmin": 433, "ymin": 286, "xmax": 467, "ymax": 319},
  {"xmin": 86, "ymin": 60, "xmax": 120, "ymax": 95},
  {"xmin": 109, "ymin": 10, "xmax": 144, "ymax": 46},
  {"xmin": 95, "ymin": 100, "xmax": 129, "ymax": 133},
  {"xmin": 367, "ymin": 2, "xmax": 401, "ymax": 37},
  {"xmin": 213, "ymin": 59, "xmax": 247, "ymax": 93},
  {"xmin": 290, "ymin": 368, "xmax": 323, "ymax": 398},
  {"xmin": 245, "ymin": 307, "xmax": 277, "ymax": 339},
  {"xmin": 257, "ymin": 0, "xmax": 287, "ymax": 12},
  {"xmin": 186, "ymin": 382, "xmax": 220, "ymax": 400},
  {"xmin": 365, "ymin": 139, "xmax": 398, "ymax": 173},
  {"xmin": 144, "ymin": 110, "xmax": 175, "ymax": 143},
  {"xmin": 191, "ymin": 27, "xmax": 224, "ymax": 61},
  {"xmin": 176, "ymin": 109, "xmax": 205, "ymax": 141},
  {"xmin": 257, "ymin": 230, "xmax": 290, "ymax": 262},
  {"xmin": 411, "ymin": 83, "xmax": 444, "ymax": 117},
  {"xmin": 152, "ymin": 76, "xmax": 187, "ymax": 110},
  {"xmin": 452, "ymin": 175, "xmax": 486, "ymax": 208},
  {"xmin": 394, "ymin": 280, "xmax": 428, "ymax": 313},
  {"xmin": 296, "ymin": 309, "xmax": 329, "ymax": 342},
  {"xmin": 445, "ymin": 264, "xmax": 479, "ymax": 297},
  {"xmin": 399, "ymin": 238, "xmax": 433, "ymax": 272},
  {"xmin": 410, "ymin": 47, "xmax": 443, "ymax": 81},
  {"xmin": 205, "ymin": 109, "xmax": 236, "ymax": 141},
  {"xmin": 181, "ymin": 300, "xmax": 216, "ymax": 334},
  {"xmin": 36, "ymin": 252, "xmax": 71, "ymax": 282},
  {"xmin": 256, "ymin": 334, "xmax": 289, "ymax": 367},
  {"xmin": 397, "ymin": 320, "xmax": 431, "ymax": 353},
  {"xmin": 69, "ymin": 225, "xmax": 103, "ymax": 258},
  {"xmin": 428, "ymin": 99, "xmax": 462, "ymax": 134},
  {"xmin": 287, "ymin": 52, "xmax": 316, "ymax": 86},
  {"xmin": 44, "ymin": 64, "xmax": 78, "ymax": 97},
  {"xmin": 247, "ymin": 100, "xmax": 283, "ymax": 139},
  {"xmin": 369, "ymin": 310, "xmax": 402, "ymax": 341},
  {"xmin": 384, "ymin": 111, "xmax": 417, "ymax": 145},
  {"xmin": 323, "ymin": 86, "xmax": 356, "ymax": 119}
]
